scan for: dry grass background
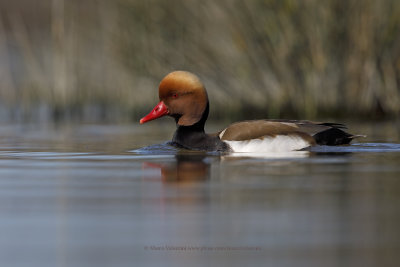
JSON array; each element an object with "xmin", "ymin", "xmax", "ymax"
[{"xmin": 0, "ymin": 0, "xmax": 400, "ymax": 122}]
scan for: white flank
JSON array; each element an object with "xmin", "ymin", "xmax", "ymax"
[{"xmin": 224, "ymin": 135, "xmax": 312, "ymax": 153}]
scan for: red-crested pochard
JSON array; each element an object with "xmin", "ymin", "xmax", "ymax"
[{"xmin": 140, "ymin": 71, "xmax": 359, "ymax": 152}]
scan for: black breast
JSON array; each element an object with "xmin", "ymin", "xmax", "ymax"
[{"xmin": 172, "ymin": 126, "xmax": 230, "ymax": 152}]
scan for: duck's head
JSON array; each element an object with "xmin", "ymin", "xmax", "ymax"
[{"xmin": 140, "ymin": 71, "xmax": 209, "ymax": 126}]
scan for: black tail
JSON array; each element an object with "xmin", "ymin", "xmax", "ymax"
[{"xmin": 313, "ymin": 127, "xmax": 362, "ymax": 146}]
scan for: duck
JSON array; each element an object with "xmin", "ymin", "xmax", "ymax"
[{"xmin": 140, "ymin": 71, "xmax": 359, "ymax": 152}]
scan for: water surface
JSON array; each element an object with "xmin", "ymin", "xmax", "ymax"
[{"xmin": 0, "ymin": 122, "xmax": 400, "ymax": 267}]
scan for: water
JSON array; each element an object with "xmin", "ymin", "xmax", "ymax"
[{"xmin": 1, "ymin": 122, "xmax": 400, "ymax": 267}]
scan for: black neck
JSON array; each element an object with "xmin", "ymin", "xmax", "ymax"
[
  {"xmin": 171, "ymin": 103, "xmax": 230, "ymax": 152},
  {"xmin": 174, "ymin": 102, "xmax": 209, "ymax": 131}
]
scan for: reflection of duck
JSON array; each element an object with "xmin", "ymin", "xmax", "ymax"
[
  {"xmin": 145, "ymin": 154, "xmax": 210, "ymax": 182},
  {"xmin": 140, "ymin": 71, "xmax": 360, "ymax": 152}
]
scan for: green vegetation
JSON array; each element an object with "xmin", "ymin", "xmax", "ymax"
[{"xmin": 0, "ymin": 0, "xmax": 399, "ymax": 122}]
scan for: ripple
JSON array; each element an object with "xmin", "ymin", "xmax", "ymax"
[
  {"xmin": 131, "ymin": 142, "xmax": 182, "ymax": 155},
  {"xmin": 310, "ymin": 143, "xmax": 400, "ymax": 153}
]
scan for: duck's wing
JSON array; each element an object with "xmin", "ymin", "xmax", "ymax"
[
  {"xmin": 218, "ymin": 120, "xmax": 315, "ymax": 142},
  {"xmin": 218, "ymin": 120, "xmax": 359, "ymax": 146}
]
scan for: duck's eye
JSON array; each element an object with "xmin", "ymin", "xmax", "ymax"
[{"xmin": 171, "ymin": 93, "xmax": 179, "ymax": 99}]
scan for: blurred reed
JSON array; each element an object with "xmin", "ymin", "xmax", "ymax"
[{"xmin": 0, "ymin": 0, "xmax": 399, "ymax": 122}]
